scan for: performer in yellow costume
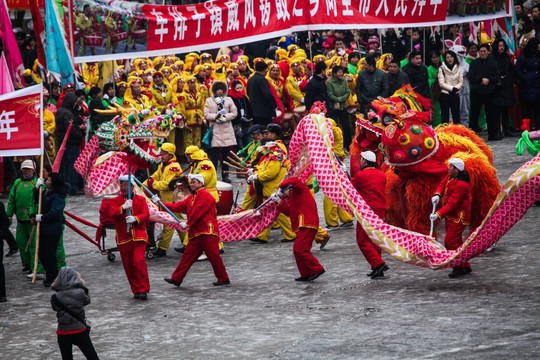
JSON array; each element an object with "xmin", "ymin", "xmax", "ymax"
[
  {"xmin": 176, "ymin": 77, "xmax": 204, "ymax": 149},
  {"xmin": 144, "ymin": 143, "xmax": 186, "ymax": 257}
]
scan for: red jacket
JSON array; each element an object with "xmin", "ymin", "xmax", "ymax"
[
  {"xmin": 277, "ymin": 177, "xmax": 319, "ymax": 233},
  {"xmin": 351, "ymin": 167, "xmax": 386, "ymax": 218},
  {"xmin": 434, "ymin": 174, "xmax": 471, "ymax": 225},
  {"xmin": 109, "ymin": 193, "xmax": 150, "ymax": 245},
  {"xmin": 164, "ymin": 188, "xmax": 218, "ymax": 239}
]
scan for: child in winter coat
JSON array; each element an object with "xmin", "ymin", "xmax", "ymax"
[{"xmin": 51, "ymin": 266, "xmax": 99, "ymax": 360}]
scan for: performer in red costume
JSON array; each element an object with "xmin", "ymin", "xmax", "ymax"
[
  {"xmin": 431, "ymin": 157, "xmax": 472, "ymax": 278},
  {"xmin": 163, "ymin": 174, "xmax": 230, "ymax": 287},
  {"xmin": 271, "ymin": 177, "xmax": 325, "ymax": 282},
  {"xmin": 109, "ymin": 175, "xmax": 150, "ymax": 300},
  {"xmin": 351, "ymin": 151, "xmax": 389, "ymax": 279}
]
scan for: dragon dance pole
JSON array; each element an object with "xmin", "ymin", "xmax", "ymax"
[
  {"xmin": 429, "ymin": 201, "xmax": 438, "ymax": 238},
  {"xmin": 127, "ymin": 167, "xmax": 132, "ymax": 232},
  {"xmin": 132, "ymin": 177, "xmax": 183, "ymax": 224}
]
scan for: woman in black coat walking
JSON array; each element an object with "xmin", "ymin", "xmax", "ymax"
[
  {"xmin": 515, "ymin": 37, "xmax": 540, "ymax": 131},
  {"xmin": 492, "ymin": 38, "xmax": 516, "ymax": 137},
  {"xmin": 32, "ymin": 172, "xmax": 67, "ymax": 287}
]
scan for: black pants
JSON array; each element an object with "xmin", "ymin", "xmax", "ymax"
[
  {"xmin": 327, "ymin": 109, "xmax": 352, "ymax": 150},
  {"xmin": 439, "ymin": 93, "xmax": 461, "ymax": 124},
  {"xmin": 470, "ymin": 92, "xmax": 498, "ymax": 138},
  {"xmin": 493, "ymin": 106, "xmax": 512, "ymax": 134},
  {"xmin": 211, "ymin": 147, "xmax": 230, "ymax": 174},
  {"xmin": 58, "ymin": 330, "xmax": 99, "ymax": 360},
  {"xmin": 38, "ymin": 233, "xmax": 60, "ymax": 283}
]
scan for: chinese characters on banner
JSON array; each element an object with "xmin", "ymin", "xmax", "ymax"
[
  {"xmin": 72, "ymin": 0, "xmax": 511, "ymax": 63},
  {"xmin": 0, "ymin": 85, "xmax": 43, "ymax": 156}
]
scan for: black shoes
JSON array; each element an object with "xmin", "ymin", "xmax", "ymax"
[
  {"xmin": 0, "ymin": 296, "xmax": 6, "ymax": 302},
  {"xmin": 319, "ymin": 233, "xmax": 331, "ymax": 249},
  {"xmin": 213, "ymin": 280, "xmax": 230, "ymax": 286},
  {"xmin": 488, "ymin": 134, "xmax": 503, "ymax": 141},
  {"xmin": 43, "ymin": 279, "xmax": 53, "ymax": 287},
  {"xmin": 248, "ymin": 238, "xmax": 267, "ymax": 244},
  {"xmin": 174, "ymin": 247, "xmax": 186, "ymax": 253},
  {"xmin": 280, "ymin": 238, "xmax": 295, "ymax": 243},
  {"xmin": 295, "ymin": 276, "xmax": 309, "ymax": 281},
  {"xmin": 306, "ymin": 269, "xmax": 325, "ymax": 282},
  {"xmin": 6, "ymin": 248, "xmax": 18, "ymax": 257},
  {"xmin": 340, "ymin": 221, "xmax": 353, "ymax": 228},
  {"xmin": 134, "ymin": 293, "xmax": 147, "ymax": 300},
  {"xmin": 153, "ymin": 248, "xmax": 167, "ymax": 257},
  {"xmin": 448, "ymin": 267, "xmax": 472, "ymax": 278},
  {"xmin": 370, "ymin": 263, "xmax": 389, "ymax": 279},
  {"xmin": 22, "ymin": 265, "xmax": 30, "ymax": 272},
  {"xmin": 164, "ymin": 278, "xmax": 181, "ymax": 287},
  {"xmin": 325, "ymin": 224, "xmax": 339, "ymax": 231}
]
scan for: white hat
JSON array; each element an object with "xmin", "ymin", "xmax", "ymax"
[
  {"xmin": 118, "ymin": 174, "xmax": 135, "ymax": 185},
  {"xmin": 188, "ymin": 174, "xmax": 205, "ymax": 185},
  {"xmin": 21, "ymin": 160, "xmax": 35, "ymax": 170},
  {"xmin": 448, "ymin": 158, "xmax": 465, "ymax": 172},
  {"xmin": 361, "ymin": 151, "xmax": 377, "ymax": 163}
]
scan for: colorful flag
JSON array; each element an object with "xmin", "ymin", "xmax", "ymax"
[
  {"xmin": 45, "ymin": 0, "xmax": 75, "ymax": 87},
  {"xmin": 484, "ymin": 19, "xmax": 495, "ymax": 40},
  {"xmin": 29, "ymin": 0, "xmax": 47, "ymax": 68},
  {"xmin": 0, "ymin": 84, "xmax": 43, "ymax": 156},
  {"xmin": 0, "ymin": 52, "xmax": 15, "ymax": 95},
  {"xmin": 0, "ymin": 0, "xmax": 26, "ymax": 89},
  {"xmin": 496, "ymin": 17, "xmax": 516, "ymax": 54}
]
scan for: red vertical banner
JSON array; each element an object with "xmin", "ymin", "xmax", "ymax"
[{"xmin": 0, "ymin": 85, "xmax": 43, "ymax": 156}]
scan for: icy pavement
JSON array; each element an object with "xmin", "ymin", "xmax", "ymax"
[{"xmin": 1, "ymin": 136, "xmax": 539, "ymax": 359}]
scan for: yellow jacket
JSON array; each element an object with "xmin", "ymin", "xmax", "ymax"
[
  {"xmin": 150, "ymin": 83, "xmax": 173, "ymax": 113},
  {"xmin": 43, "ymin": 109, "xmax": 56, "ymax": 136},
  {"xmin": 255, "ymin": 148, "xmax": 288, "ymax": 197},
  {"xmin": 176, "ymin": 90, "xmax": 204, "ymax": 126},
  {"xmin": 286, "ymin": 74, "xmax": 307, "ymax": 108},
  {"xmin": 145, "ymin": 157, "xmax": 182, "ymax": 203},
  {"xmin": 330, "ymin": 119, "xmax": 346, "ymax": 160},
  {"xmin": 191, "ymin": 159, "xmax": 219, "ymax": 201},
  {"xmin": 75, "ymin": 13, "xmax": 93, "ymax": 33}
]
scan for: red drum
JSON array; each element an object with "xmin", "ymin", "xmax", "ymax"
[
  {"xmin": 84, "ymin": 35, "xmax": 103, "ymax": 47},
  {"xmin": 132, "ymin": 29, "xmax": 147, "ymax": 39},
  {"xmin": 216, "ymin": 181, "xmax": 233, "ymax": 215},
  {"xmin": 112, "ymin": 32, "xmax": 128, "ymax": 43}
]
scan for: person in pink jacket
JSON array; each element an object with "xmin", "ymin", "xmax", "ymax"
[{"xmin": 204, "ymin": 80, "xmax": 238, "ymax": 183}]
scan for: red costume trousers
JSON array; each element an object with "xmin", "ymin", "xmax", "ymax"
[
  {"xmin": 118, "ymin": 241, "xmax": 150, "ymax": 294},
  {"xmin": 444, "ymin": 221, "xmax": 470, "ymax": 269},
  {"xmin": 171, "ymin": 235, "xmax": 229, "ymax": 283},
  {"xmin": 293, "ymin": 228, "xmax": 324, "ymax": 278},
  {"xmin": 356, "ymin": 224, "xmax": 384, "ymax": 270}
]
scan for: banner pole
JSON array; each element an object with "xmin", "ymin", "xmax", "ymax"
[
  {"xmin": 308, "ymin": 30, "xmax": 313, "ymax": 65},
  {"xmin": 32, "ymin": 88, "xmax": 45, "ymax": 283}
]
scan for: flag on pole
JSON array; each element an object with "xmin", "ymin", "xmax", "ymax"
[
  {"xmin": 29, "ymin": 0, "xmax": 47, "ymax": 68},
  {"xmin": 0, "ymin": 0, "xmax": 26, "ymax": 89},
  {"xmin": 45, "ymin": 0, "xmax": 75, "ymax": 87},
  {"xmin": 469, "ymin": 22, "xmax": 479, "ymax": 44},
  {"xmin": 0, "ymin": 84, "xmax": 43, "ymax": 157},
  {"xmin": 0, "ymin": 52, "xmax": 15, "ymax": 95},
  {"xmin": 495, "ymin": 17, "xmax": 516, "ymax": 54},
  {"xmin": 484, "ymin": 19, "xmax": 495, "ymax": 40}
]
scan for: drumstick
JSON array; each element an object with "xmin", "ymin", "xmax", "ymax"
[
  {"xmin": 223, "ymin": 161, "xmax": 244, "ymax": 171},
  {"xmin": 226, "ymin": 156, "xmax": 244, "ymax": 169},
  {"xmin": 229, "ymin": 151, "xmax": 245, "ymax": 164},
  {"xmin": 224, "ymin": 171, "xmax": 245, "ymax": 175}
]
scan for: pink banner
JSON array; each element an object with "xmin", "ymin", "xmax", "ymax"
[
  {"xmin": 0, "ymin": 85, "xmax": 43, "ymax": 156},
  {"xmin": 0, "ymin": 53, "xmax": 14, "ymax": 95},
  {"xmin": 0, "ymin": 0, "xmax": 25, "ymax": 88}
]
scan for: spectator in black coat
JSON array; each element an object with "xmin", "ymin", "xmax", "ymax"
[
  {"xmin": 387, "ymin": 59, "xmax": 410, "ymax": 94},
  {"xmin": 304, "ymin": 61, "xmax": 328, "ymax": 112},
  {"xmin": 402, "ymin": 50, "xmax": 429, "ymax": 98},
  {"xmin": 492, "ymin": 38, "xmax": 516, "ymax": 137},
  {"xmin": 247, "ymin": 61, "xmax": 277, "ymax": 125},
  {"xmin": 469, "ymin": 43, "xmax": 500, "ymax": 139},
  {"xmin": 228, "ymin": 80, "xmax": 253, "ymax": 149}
]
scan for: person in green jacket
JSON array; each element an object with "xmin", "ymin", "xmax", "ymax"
[
  {"xmin": 327, "ymin": 65, "xmax": 353, "ymax": 150},
  {"xmin": 6, "ymin": 160, "xmax": 40, "ymax": 274}
]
